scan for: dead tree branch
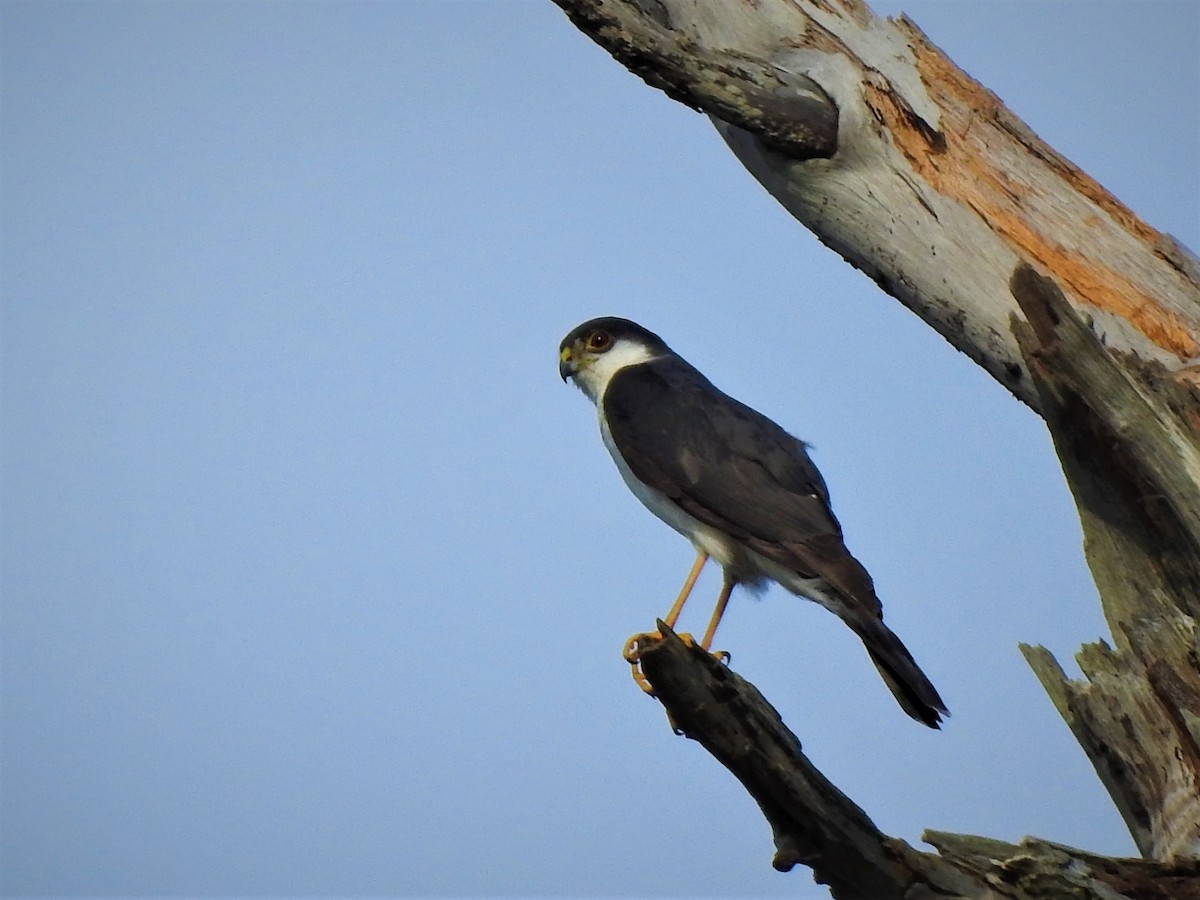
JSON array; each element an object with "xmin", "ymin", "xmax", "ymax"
[
  {"xmin": 1010, "ymin": 264, "xmax": 1200, "ymax": 861},
  {"xmin": 638, "ymin": 623, "xmax": 1200, "ymax": 899},
  {"xmin": 550, "ymin": 0, "xmax": 1200, "ymax": 409}
]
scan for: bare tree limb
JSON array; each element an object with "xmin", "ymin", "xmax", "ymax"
[
  {"xmin": 636, "ymin": 622, "xmax": 974, "ymax": 899},
  {"xmin": 1010, "ymin": 264, "xmax": 1200, "ymax": 617},
  {"xmin": 552, "ymin": 0, "xmax": 838, "ymax": 158},
  {"xmin": 550, "ymin": 0, "xmax": 1200, "ymax": 409},
  {"xmin": 1009, "ymin": 264, "xmax": 1200, "ymax": 861},
  {"xmin": 637, "ymin": 623, "xmax": 1200, "ymax": 899},
  {"xmin": 924, "ymin": 831, "xmax": 1200, "ymax": 900}
]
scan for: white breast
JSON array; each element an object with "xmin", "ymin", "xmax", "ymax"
[
  {"xmin": 598, "ymin": 414, "xmax": 743, "ymax": 570},
  {"xmin": 598, "ymin": 404, "xmax": 837, "ymax": 606}
]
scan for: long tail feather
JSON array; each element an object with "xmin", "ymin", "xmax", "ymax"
[{"xmin": 852, "ymin": 615, "xmax": 948, "ymax": 728}]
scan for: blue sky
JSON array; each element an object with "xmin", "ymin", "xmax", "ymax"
[{"xmin": 2, "ymin": 1, "xmax": 1197, "ymax": 896}]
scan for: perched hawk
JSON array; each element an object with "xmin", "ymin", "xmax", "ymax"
[{"xmin": 559, "ymin": 316, "xmax": 948, "ymax": 728}]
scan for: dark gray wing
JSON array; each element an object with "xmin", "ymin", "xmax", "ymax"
[
  {"xmin": 603, "ymin": 358, "xmax": 880, "ymax": 608},
  {"xmin": 605, "ymin": 358, "xmax": 945, "ymax": 725}
]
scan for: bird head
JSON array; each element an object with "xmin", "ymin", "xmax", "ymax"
[{"xmin": 559, "ymin": 317, "xmax": 669, "ymax": 404}]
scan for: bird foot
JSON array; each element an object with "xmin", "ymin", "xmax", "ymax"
[
  {"xmin": 623, "ymin": 632, "xmax": 730, "ymax": 694},
  {"xmin": 623, "ymin": 631, "xmax": 667, "ymax": 694},
  {"xmin": 623, "ymin": 631, "xmax": 695, "ymax": 694}
]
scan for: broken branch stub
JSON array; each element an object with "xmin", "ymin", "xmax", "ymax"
[{"xmin": 1010, "ymin": 263, "xmax": 1200, "ymax": 861}]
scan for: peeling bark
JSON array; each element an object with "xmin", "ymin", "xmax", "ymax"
[{"xmin": 551, "ymin": 0, "xmax": 1200, "ymax": 408}]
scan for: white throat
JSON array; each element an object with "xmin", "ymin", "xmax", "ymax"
[{"xmin": 572, "ymin": 340, "xmax": 660, "ymax": 405}]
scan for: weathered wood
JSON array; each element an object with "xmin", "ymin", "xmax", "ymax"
[
  {"xmin": 550, "ymin": 0, "xmax": 1200, "ymax": 410},
  {"xmin": 1010, "ymin": 264, "xmax": 1200, "ymax": 627},
  {"xmin": 636, "ymin": 623, "xmax": 1200, "ymax": 899},
  {"xmin": 552, "ymin": 0, "xmax": 839, "ymax": 159},
  {"xmin": 1009, "ymin": 264, "xmax": 1200, "ymax": 861},
  {"xmin": 924, "ymin": 831, "xmax": 1200, "ymax": 900},
  {"xmin": 1021, "ymin": 642, "xmax": 1200, "ymax": 863},
  {"xmin": 635, "ymin": 622, "xmax": 974, "ymax": 899}
]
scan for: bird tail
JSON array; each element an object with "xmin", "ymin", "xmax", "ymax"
[{"xmin": 850, "ymin": 615, "xmax": 948, "ymax": 729}]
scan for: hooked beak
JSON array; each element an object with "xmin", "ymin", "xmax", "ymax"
[{"xmin": 559, "ymin": 347, "xmax": 576, "ymax": 383}]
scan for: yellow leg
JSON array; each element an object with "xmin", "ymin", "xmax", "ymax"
[
  {"xmin": 624, "ymin": 551, "xmax": 710, "ymax": 695},
  {"xmin": 700, "ymin": 576, "xmax": 735, "ymax": 651},
  {"xmin": 664, "ymin": 551, "xmax": 708, "ymax": 629}
]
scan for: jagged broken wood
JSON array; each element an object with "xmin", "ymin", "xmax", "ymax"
[
  {"xmin": 637, "ymin": 622, "xmax": 1200, "ymax": 900},
  {"xmin": 1009, "ymin": 264, "xmax": 1200, "ymax": 861}
]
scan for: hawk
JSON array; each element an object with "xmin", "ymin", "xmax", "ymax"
[{"xmin": 559, "ymin": 316, "xmax": 948, "ymax": 728}]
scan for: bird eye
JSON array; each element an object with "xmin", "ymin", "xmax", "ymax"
[{"xmin": 587, "ymin": 331, "xmax": 612, "ymax": 352}]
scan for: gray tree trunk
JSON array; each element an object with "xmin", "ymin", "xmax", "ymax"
[{"xmin": 550, "ymin": 1, "xmax": 1200, "ymax": 897}]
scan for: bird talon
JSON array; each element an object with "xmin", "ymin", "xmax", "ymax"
[
  {"xmin": 713, "ymin": 649, "xmax": 731, "ymax": 665},
  {"xmin": 630, "ymin": 665, "xmax": 656, "ymax": 695},
  {"xmin": 623, "ymin": 632, "xmax": 659, "ymax": 695},
  {"xmin": 622, "ymin": 631, "xmax": 657, "ymax": 664}
]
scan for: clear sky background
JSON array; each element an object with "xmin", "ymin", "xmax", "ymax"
[{"xmin": 2, "ymin": 1, "xmax": 1197, "ymax": 897}]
